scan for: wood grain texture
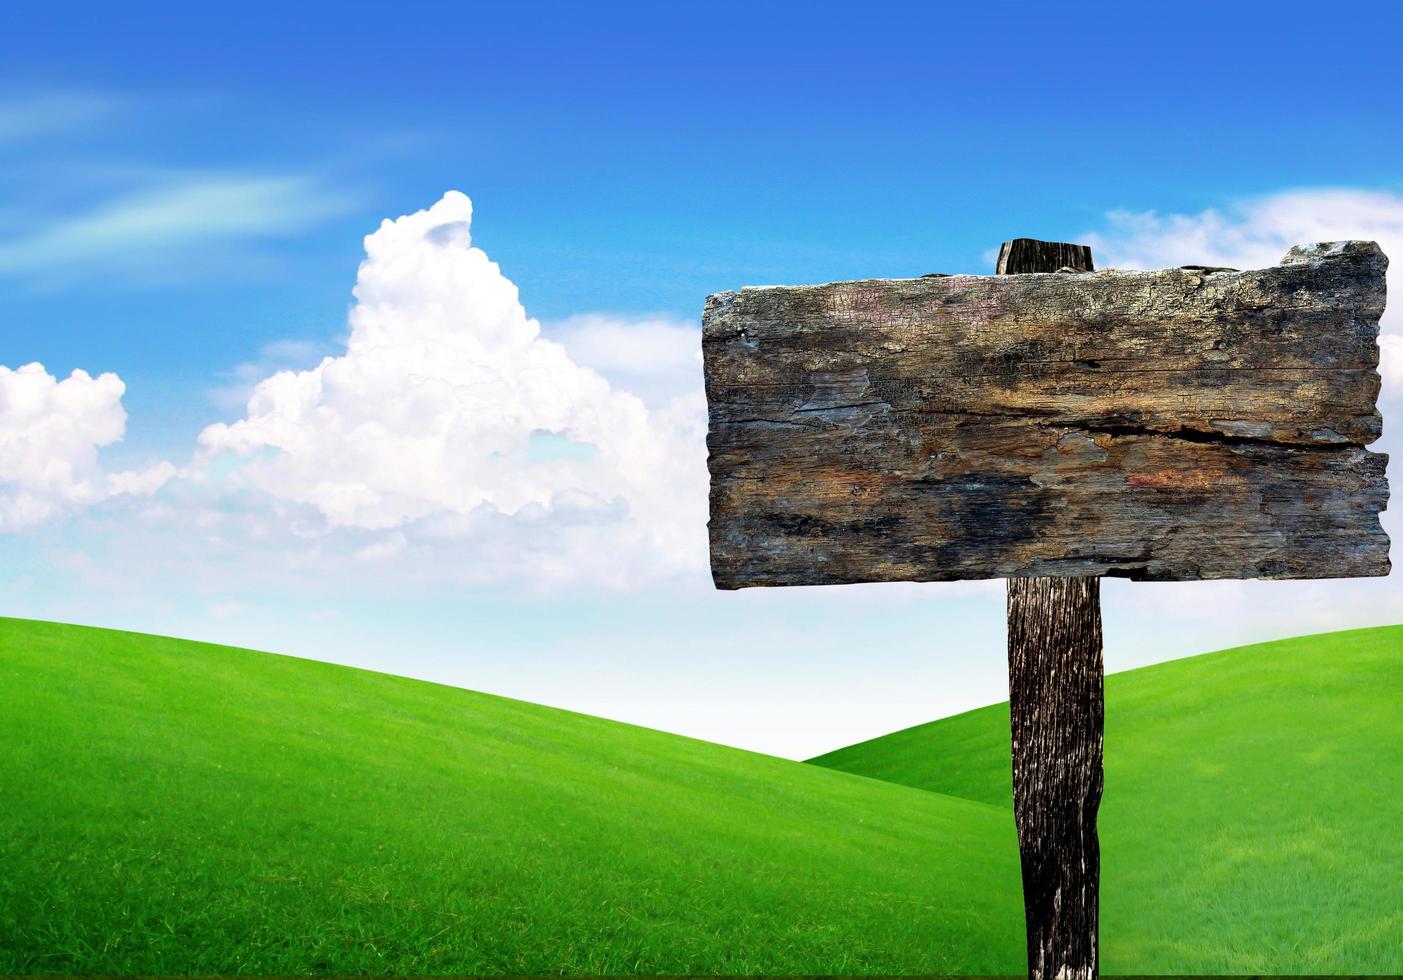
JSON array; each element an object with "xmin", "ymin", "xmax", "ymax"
[
  {"xmin": 703, "ymin": 240, "xmax": 1390, "ymax": 588},
  {"xmin": 1001, "ymin": 240, "xmax": 1102, "ymax": 980},
  {"xmin": 1008, "ymin": 576, "xmax": 1104, "ymax": 980}
]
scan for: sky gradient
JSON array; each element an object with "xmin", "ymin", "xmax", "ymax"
[{"xmin": 3, "ymin": 1, "xmax": 1402, "ymax": 757}]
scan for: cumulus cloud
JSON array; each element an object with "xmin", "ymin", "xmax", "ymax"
[
  {"xmin": 0, "ymin": 363, "xmax": 174, "ymax": 530},
  {"xmin": 207, "ymin": 337, "xmax": 331, "ymax": 412},
  {"xmin": 198, "ymin": 191, "xmax": 708, "ymax": 588},
  {"xmin": 1083, "ymin": 187, "xmax": 1403, "ymax": 397},
  {"xmin": 1381, "ymin": 334, "xmax": 1403, "ymax": 395},
  {"xmin": 545, "ymin": 313, "xmax": 702, "ymax": 410}
]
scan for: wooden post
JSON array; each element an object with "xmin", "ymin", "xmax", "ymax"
[{"xmin": 999, "ymin": 239, "xmax": 1104, "ymax": 980}]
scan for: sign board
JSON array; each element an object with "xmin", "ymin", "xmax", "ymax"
[{"xmin": 703, "ymin": 241, "xmax": 1390, "ymax": 589}]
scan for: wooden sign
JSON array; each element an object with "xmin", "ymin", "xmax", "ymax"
[{"xmin": 703, "ymin": 241, "xmax": 1390, "ymax": 589}]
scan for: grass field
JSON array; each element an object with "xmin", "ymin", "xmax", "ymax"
[
  {"xmin": 0, "ymin": 617, "xmax": 1023, "ymax": 975},
  {"xmin": 812, "ymin": 625, "xmax": 1403, "ymax": 975},
  {"xmin": 3, "ymin": 618, "xmax": 1399, "ymax": 974}
]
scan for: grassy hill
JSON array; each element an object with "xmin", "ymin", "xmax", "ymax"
[
  {"xmin": 0, "ymin": 617, "xmax": 1023, "ymax": 975},
  {"xmin": 812, "ymin": 625, "xmax": 1403, "ymax": 975},
  {"xmin": 4, "ymin": 618, "xmax": 1399, "ymax": 975}
]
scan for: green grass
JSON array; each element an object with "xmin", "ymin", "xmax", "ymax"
[
  {"xmin": 6, "ymin": 618, "xmax": 1400, "ymax": 975},
  {"xmin": 811, "ymin": 625, "xmax": 1403, "ymax": 975},
  {"xmin": 0, "ymin": 617, "xmax": 1024, "ymax": 975}
]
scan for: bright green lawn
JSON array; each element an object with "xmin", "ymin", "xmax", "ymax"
[
  {"xmin": 0, "ymin": 617, "xmax": 1023, "ymax": 975},
  {"xmin": 811, "ymin": 625, "xmax": 1403, "ymax": 975},
  {"xmin": 5, "ymin": 618, "xmax": 1400, "ymax": 975}
]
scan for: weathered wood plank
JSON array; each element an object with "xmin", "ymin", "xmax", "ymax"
[{"xmin": 703, "ymin": 241, "xmax": 1390, "ymax": 588}]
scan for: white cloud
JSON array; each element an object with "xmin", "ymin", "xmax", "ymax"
[
  {"xmin": 199, "ymin": 191, "xmax": 709, "ymax": 588},
  {"xmin": 0, "ymin": 174, "xmax": 358, "ymax": 283},
  {"xmin": 1083, "ymin": 187, "xmax": 1403, "ymax": 400},
  {"xmin": 207, "ymin": 338, "xmax": 331, "ymax": 412},
  {"xmin": 1084, "ymin": 188, "xmax": 1403, "ymax": 273},
  {"xmin": 545, "ymin": 313, "xmax": 701, "ymax": 409},
  {"xmin": 0, "ymin": 363, "xmax": 173, "ymax": 530},
  {"xmin": 1380, "ymin": 333, "xmax": 1403, "ymax": 394}
]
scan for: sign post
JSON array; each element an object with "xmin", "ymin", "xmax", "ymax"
[
  {"xmin": 998, "ymin": 240, "xmax": 1101, "ymax": 980},
  {"xmin": 701, "ymin": 238, "xmax": 1389, "ymax": 978}
]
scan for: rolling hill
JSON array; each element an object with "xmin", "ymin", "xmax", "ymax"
[
  {"xmin": 3, "ymin": 617, "xmax": 1399, "ymax": 974},
  {"xmin": 811, "ymin": 625, "xmax": 1403, "ymax": 975},
  {"xmin": 0, "ymin": 617, "xmax": 1023, "ymax": 975}
]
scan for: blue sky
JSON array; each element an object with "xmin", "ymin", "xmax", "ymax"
[{"xmin": 3, "ymin": 1, "xmax": 1402, "ymax": 756}]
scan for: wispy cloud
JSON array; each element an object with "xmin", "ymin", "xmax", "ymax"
[
  {"xmin": 0, "ymin": 92, "xmax": 119, "ymax": 143},
  {"xmin": 0, "ymin": 172, "xmax": 360, "ymax": 285}
]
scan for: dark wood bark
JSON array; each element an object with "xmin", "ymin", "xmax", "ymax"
[
  {"xmin": 702, "ymin": 240, "xmax": 1390, "ymax": 589},
  {"xmin": 997, "ymin": 238, "xmax": 1094, "ymax": 275},
  {"xmin": 1003, "ymin": 241, "xmax": 1102, "ymax": 980},
  {"xmin": 1008, "ymin": 576, "xmax": 1104, "ymax": 980}
]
